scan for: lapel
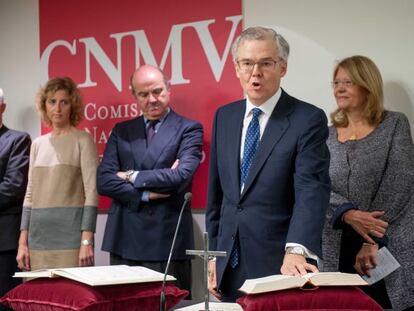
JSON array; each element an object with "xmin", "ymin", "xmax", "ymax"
[
  {"xmin": 128, "ymin": 117, "xmax": 147, "ymax": 169},
  {"xmin": 240, "ymin": 90, "xmax": 294, "ymax": 199},
  {"xmin": 225, "ymin": 101, "xmax": 245, "ymax": 198},
  {"xmin": 0, "ymin": 126, "xmax": 10, "ymax": 155},
  {"xmin": 141, "ymin": 110, "xmax": 181, "ymax": 169}
]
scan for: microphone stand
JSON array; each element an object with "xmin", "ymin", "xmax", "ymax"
[{"xmin": 160, "ymin": 192, "xmax": 192, "ymax": 311}]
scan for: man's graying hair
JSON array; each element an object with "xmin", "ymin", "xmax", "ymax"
[{"xmin": 231, "ymin": 26, "xmax": 290, "ymax": 63}]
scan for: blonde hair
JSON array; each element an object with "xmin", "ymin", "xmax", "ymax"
[
  {"xmin": 37, "ymin": 77, "xmax": 83, "ymax": 127},
  {"xmin": 331, "ymin": 55, "xmax": 384, "ymax": 127}
]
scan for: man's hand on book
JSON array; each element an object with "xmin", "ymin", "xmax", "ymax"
[
  {"xmin": 354, "ymin": 243, "xmax": 378, "ymax": 276},
  {"xmin": 280, "ymin": 254, "xmax": 318, "ymax": 276},
  {"xmin": 207, "ymin": 259, "xmax": 222, "ymax": 300}
]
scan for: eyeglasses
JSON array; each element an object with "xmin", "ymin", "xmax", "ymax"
[
  {"xmin": 331, "ymin": 80, "xmax": 354, "ymax": 88},
  {"xmin": 236, "ymin": 59, "xmax": 282, "ymax": 73},
  {"xmin": 135, "ymin": 87, "xmax": 164, "ymax": 100}
]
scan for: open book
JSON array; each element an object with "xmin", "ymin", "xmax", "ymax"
[
  {"xmin": 175, "ymin": 302, "xmax": 243, "ymax": 311},
  {"xmin": 14, "ymin": 265, "xmax": 175, "ymax": 286},
  {"xmin": 239, "ymin": 272, "xmax": 368, "ymax": 294}
]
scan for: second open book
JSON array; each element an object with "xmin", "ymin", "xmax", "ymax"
[
  {"xmin": 14, "ymin": 265, "xmax": 175, "ymax": 286},
  {"xmin": 240, "ymin": 247, "xmax": 400, "ymax": 294},
  {"xmin": 239, "ymin": 272, "xmax": 368, "ymax": 294}
]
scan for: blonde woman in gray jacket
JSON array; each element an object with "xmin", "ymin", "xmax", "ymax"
[{"xmin": 322, "ymin": 55, "xmax": 414, "ymax": 311}]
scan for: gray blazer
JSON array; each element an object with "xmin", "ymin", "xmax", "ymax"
[{"xmin": 322, "ymin": 111, "xmax": 414, "ymax": 310}]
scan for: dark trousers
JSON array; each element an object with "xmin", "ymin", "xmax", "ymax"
[
  {"xmin": 110, "ymin": 253, "xmax": 192, "ymax": 299},
  {"xmin": 0, "ymin": 249, "xmax": 22, "ymax": 311}
]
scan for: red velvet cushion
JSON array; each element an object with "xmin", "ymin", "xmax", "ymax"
[
  {"xmin": 0, "ymin": 278, "xmax": 188, "ymax": 311},
  {"xmin": 237, "ymin": 286, "xmax": 383, "ymax": 311}
]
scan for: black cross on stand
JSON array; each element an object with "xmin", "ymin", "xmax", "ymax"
[{"xmin": 186, "ymin": 232, "xmax": 226, "ymax": 311}]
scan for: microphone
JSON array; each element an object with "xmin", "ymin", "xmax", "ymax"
[{"xmin": 160, "ymin": 192, "xmax": 192, "ymax": 311}]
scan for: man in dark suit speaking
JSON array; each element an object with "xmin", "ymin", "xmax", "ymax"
[
  {"xmin": 97, "ymin": 65, "xmax": 203, "ymax": 294},
  {"xmin": 206, "ymin": 27, "xmax": 331, "ymax": 302},
  {"xmin": 0, "ymin": 89, "xmax": 30, "ymax": 307}
]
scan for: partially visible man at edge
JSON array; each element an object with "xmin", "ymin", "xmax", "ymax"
[
  {"xmin": 0, "ymin": 88, "xmax": 31, "ymax": 309},
  {"xmin": 206, "ymin": 27, "xmax": 330, "ymax": 302},
  {"xmin": 97, "ymin": 65, "xmax": 203, "ymax": 296}
]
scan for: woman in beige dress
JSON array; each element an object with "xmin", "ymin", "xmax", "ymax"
[{"xmin": 16, "ymin": 77, "xmax": 98, "ymax": 270}]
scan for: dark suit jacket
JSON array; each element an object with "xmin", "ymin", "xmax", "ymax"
[
  {"xmin": 206, "ymin": 90, "xmax": 330, "ymax": 287},
  {"xmin": 97, "ymin": 110, "xmax": 203, "ymax": 261},
  {"xmin": 0, "ymin": 126, "xmax": 31, "ymax": 251}
]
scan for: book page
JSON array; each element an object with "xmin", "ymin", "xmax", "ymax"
[
  {"xmin": 362, "ymin": 247, "xmax": 400, "ymax": 285},
  {"xmin": 53, "ymin": 265, "xmax": 175, "ymax": 286},
  {"xmin": 305, "ymin": 272, "xmax": 368, "ymax": 286},
  {"xmin": 239, "ymin": 274, "xmax": 306, "ymax": 294},
  {"xmin": 14, "ymin": 269, "xmax": 56, "ymax": 278}
]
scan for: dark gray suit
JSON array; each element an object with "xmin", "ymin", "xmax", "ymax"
[{"xmin": 0, "ymin": 125, "xmax": 30, "ymax": 301}]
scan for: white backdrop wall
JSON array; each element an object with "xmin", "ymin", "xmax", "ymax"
[
  {"xmin": 1, "ymin": 0, "xmax": 414, "ymax": 300},
  {"xmin": 0, "ymin": 0, "xmax": 40, "ymax": 137},
  {"xmin": 243, "ymin": 0, "xmax": 414, "ymax": 131}
]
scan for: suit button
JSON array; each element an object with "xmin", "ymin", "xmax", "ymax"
[
  {"xmin": 142, "ymin": 182, "xmax": 147, "ymax": 187},
  {"xmin": 237, "ymin": 204, "xmax": 243, "ymax": 212},
  {"xmin": 231, "ymin": 235, "xmax": 235, "ymax": 240}
]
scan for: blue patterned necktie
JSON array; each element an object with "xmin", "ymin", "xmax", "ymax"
[
  {"xmin": 229, "ymin": 108, "xmax": 262, "ymax": 269},
  {"xmin": 240, "ymin": 107, "xmax": 262, "ymax": 188},
  {"xmin": 229, "ymin": 234, "xmax": 240, "ymax": 269},
  {"xmin": 146, "ymin": 119, "xmax": 159, "ymax": 145}
]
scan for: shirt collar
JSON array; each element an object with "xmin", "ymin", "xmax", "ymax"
[
  {"xmin": 144, "ymin": 107, "xmax": 170, "ymax": 125},
  {"xmin": 244, "ymin": 88, "xmax": 282, "ymax": 118}
]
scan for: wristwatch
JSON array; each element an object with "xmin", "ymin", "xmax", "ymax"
[
  {"xmin": 81, "ymin": 239, "xmax": 94, "ymax": 246},
  {"xmin": 285, "ymin": 246, "xmax": 306, "ymax": 256},
  {"xmin": 125, "ymin": 170, "xmax": 134, "ymax": 182}
]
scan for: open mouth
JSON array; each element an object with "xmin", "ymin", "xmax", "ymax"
[{"xmin": 251, "ymin": 82, "xmax": 261, "ymax": 89}]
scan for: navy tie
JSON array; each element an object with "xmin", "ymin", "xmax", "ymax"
[
  {"xmin": 229, "ymin": 234, "xmax": 240, "ymax": 269},
  {"xmin": 240, "ymin": 108, "xmax": 262, "ymax": 188},
  {"xmin": 146, "ymin": 119, "xmax": 159, "ymax": 144},
  {"xmin": 229, "ymin": 108, "xmax": 262, "ymax": 269}
]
